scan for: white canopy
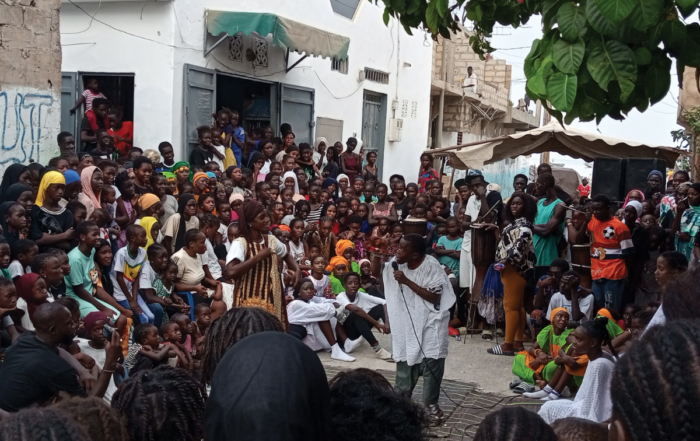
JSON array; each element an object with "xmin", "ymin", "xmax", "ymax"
[{"xmin": 429, "ymin": 121, "xmax": 683, "ymax": 170}]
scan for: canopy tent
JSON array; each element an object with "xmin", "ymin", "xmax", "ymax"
[
  {"xmin": 205, "ymin": 11, "xmax": 350, "ymax": 61},
  {"xmin": 428, "ymin": 121, "xmax": 683, "ymax": 170}
]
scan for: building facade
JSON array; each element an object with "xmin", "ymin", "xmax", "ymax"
[{"xmin": 60, "ymin": 0, "xmax": 433, "ymax": 182}]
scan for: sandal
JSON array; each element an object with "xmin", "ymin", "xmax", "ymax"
[
  {"xmin": 513, "ymin": 382, "xmax": 536, "ymax": 394},
  {"xmin": 481, "ymin": 330, "xmax": 493, "ymax": 340},
  {"xmin": 509, "ymin": 377, "xmax": 522, "ymax": 389},
  {"xmin": 487, "ymin": 345, "xmax": 515, "ymax": 356},
  {"xmin": 496, "ymin": 328, "xmax": 504, "ymax": 337}
]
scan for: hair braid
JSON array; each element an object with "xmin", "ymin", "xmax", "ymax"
[
  {"xmin": 53, "ymin": 396, "xmax": 129, "ymax": 441},
  {"xmin": 111, "ymin": 366, "xmax": 204, "ymax": 441},
  {"xmin": 473, "ymin": 406, "xmax": 556, "ymax": 441},
  {"xmin": 0, "ymin": 408, "xmax": 91, "ymax": 441},
  {"xmin": 200, "ymin": 307, "xmax": 284, "ymax": 385}
]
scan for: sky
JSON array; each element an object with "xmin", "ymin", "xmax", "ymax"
[{"xmin": 480, "ymin": 16, "xmax": 684, "ymax": 179}]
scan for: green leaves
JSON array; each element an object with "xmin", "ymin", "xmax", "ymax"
[
  {"xmin": 594, "ymin": 0, "xmax": 635, "ymax": 23},
  {"xmin": 527, "ymin": 55, "xmax": 554, "ymax": 96},
  {"xmin": 587, "ymin": 0, "xmax": 617, "ymax": 36},
  {"xmin": 548, "ymin": 73, "xmax": 578, "ymax": 111},
  {"xmin": 426, "ymin": 1, "xmax": 438, "ymax": 31},
  {"xmin": 629, "ymin": 0, "xmax": 664, "ymax": 31},
  {"xmin": 644, "ymin": 65, "xmax": 671, "ymax": 104},
  {"xmin": 552, "ymin": 38, "xmax": 585, "ymax": 73},
  {"xmin": 634, "ymin": 47, "xmax": 652, "ymax": 65},
  {"xmin": 677, "ymin": 0, "xmax": 700, "ymax": 18},
  {"xmin": 558, "ymin": 3, "xmax": 586, "ymax": 42},
  {"xmin": 661, "ymin": 20, "xmax": 687, "ymax": 52},
  {"xmin": 587, "ymin": 39, "xmax": 637, "ymax": 101}
]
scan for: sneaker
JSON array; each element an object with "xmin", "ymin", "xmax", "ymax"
[
  {"xmin": 331, "ymin": 343, "xmax": 355, "ymax": 362},
  {"xmin": 540, "ymin": 392, "xmax": 560, "ymax": 401},
  {"xmin": 375, "ymin": 347, "xmax": 394, "ymax": 362},
  {"xmin": 343, "ymin": 337, "xmax": 364, "ymax": 354},
  {"xmin": 523, "ymin": 389, "xmax": 550, "ymax": 399}
]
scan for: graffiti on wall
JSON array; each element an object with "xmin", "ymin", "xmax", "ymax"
[{"xmin": 0, "ymin": 88, "xmax": 60, "ymax": 167}]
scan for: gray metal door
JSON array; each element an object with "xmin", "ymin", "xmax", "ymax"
[
  {"xmin": 361, "ymin": 91, "xmax": 385, "ymax": 180},
  {"xmin": 61, "ymin": 72, "xmax": 78, "ymax": 136},
  {"xmin": 280, "ymin": 84, "xmax": 314, "ymax": 144},
  {"xmin": 184, "ymin": 64, "xmax": 216, "ymax": 159}
]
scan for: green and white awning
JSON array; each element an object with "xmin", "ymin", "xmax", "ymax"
[{"xmin": 206, "ymin": 11, "xmax": 350, "ymax": 60}]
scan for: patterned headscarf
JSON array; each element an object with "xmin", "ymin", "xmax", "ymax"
[{"xmin": 170, "ymin": 161, "xmax": 192, "ymax": 182}]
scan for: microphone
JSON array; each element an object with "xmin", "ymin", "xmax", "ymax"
[{"xmin": 392, "ymin": 261, "xmax": 399, "ymax": 271}]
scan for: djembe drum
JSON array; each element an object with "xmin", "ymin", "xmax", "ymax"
[
  {"xmin": 571, "ymin": 244, "xmax": 592, "ymax": 289},
  {"xmin": 402, "ymin": 218, "xmax": 427, "ymax": 237}
]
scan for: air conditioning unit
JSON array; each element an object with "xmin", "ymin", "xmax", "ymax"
[{"xmin": 388, "ymin": 118, "xmax": 403, "ymax": 142}]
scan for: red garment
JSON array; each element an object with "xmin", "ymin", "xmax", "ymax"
[
  {"xmin": 617, "ymin": 319, "xmax": 626, "ymax": 330},
  {"xmin": 86, "ymin": 110, "xmax": 109, "ymax": 132},
  {"xmin": 343, "ymin": 154, "xmax": 360, "ymax": 182},
  {"xmin": 108, "ymin": 121, "xmax": 134, "ymax": 156},
  {"xmin": 578, "ymin": 184, "xmax": 591, "ymax": 197}
]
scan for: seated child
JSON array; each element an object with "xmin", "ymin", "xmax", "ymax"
[
  {"xmin": 309, "ymin": 255, "xmax": 334, "ymax": 299},
  {"xmin": 619, "ymin": 304, "xmax": 641, "ymax": 331},
  {"xmin": 193, "ymin": 304, "xmax": 211, "ymax": 358},
  {"xmin": 160, "ymin": 320, "xmax": 193, "ymax": 370},
  {"xmin": 124, "ymin": 323, "xmax": 174, "ymax": 375},
  {"xmin": 171, "ymin": 313, "xmax": 197, "ymax": 367},
  {"xmin": 546, "ymin": 271, "xmax": 595, "ymax": 325},
  {"xmin": 77, "ymin": 311, "xmax": 122, "ymax": 401},
  {"xmin": 139, "ymin": 244, "xmax": 171, "ymax": 327},
  {"xmin": 9, "ymin": 239, "xmax": 38, "ymax": 282},
  {"xmin": 532, "ymin": 259, "xmax": 570, "ymax": 336},
  {"xmin": 335, "ymin": 272, "xmax": 393, "ymax": 361},
  {"xmin": 10, "ymin": 273, "xmax": 50, "ymax": 332},
  {"xmin": 327, "ymin": 256, "xmax": 349, "ymax": 295},
  {"xmin": 0, "ymin": 239, "xmax": 11, "ymax": 280},
  {"xmin": 359, "ymin": 259, "xmax": 377, "ymax": 292},
  {"xmin": 286, "ymin": 277, "xmax": 354, "ymax": 362}
]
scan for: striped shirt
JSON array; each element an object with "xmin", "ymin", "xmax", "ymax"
[
  {"xmin": 82, "ymin": 89, "xmax": 107, "ymax": 112},
  {"xmin": 588, "ymin": 217, "xmax": 633, "ymax": 280}
]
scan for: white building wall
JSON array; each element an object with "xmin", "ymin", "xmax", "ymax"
[{"xmin": 60, "ymin": 0, "xmax": 432, "ymax": 183}]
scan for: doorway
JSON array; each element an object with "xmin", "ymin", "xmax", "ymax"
[
  {"xmin": 216, "ymin": 74, "xmax": 275, "ymax": 136},
  {"xmin": 361, "ymin": 91, "xmax": 387, "ymax": 181}
]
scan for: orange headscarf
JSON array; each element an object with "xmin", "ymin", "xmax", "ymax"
[
  {"xmin": 550, "ymin": 307, "xmax": 570, "ymax": 322},
  {"xmin": 597, "ymin": 308, "xmax": 614, "ymax": 322},
  {"xmin": 326, "ymin": 256, "xmax": 348, "ymax": 272},
  {"xmin": 278, "ymin": 225, "xmax": 291, "ymax": 232},
  {"xmin": 335, "ymin": 239, "xmax": 354, "ymax": 258},
  {"xmin": 193, "ymin": 172, "xmax": 209, "ymax": 187}
]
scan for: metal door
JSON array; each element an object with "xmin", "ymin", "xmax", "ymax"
[
  {"xmin": 184, "ymin": 64, "xmax": 216, "ymax": 158},
  {"xmin": 280, "ymin": 84, "xmax": 314, "ymax": 144},
  {"xmin": 60, "ymin": 72, "xmax": 78, "ymax": 136},
  {"xmin": 361, "ymin": 91, "xmax": 385, "ymax": 180}
]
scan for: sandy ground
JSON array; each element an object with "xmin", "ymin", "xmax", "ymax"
[{"xmin": 318, "ymin": 329, "xmax": 517, "ymax": 395}]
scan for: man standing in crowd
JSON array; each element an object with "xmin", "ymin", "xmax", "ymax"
[
  {"xmin": 578, "ymin": 177, "xmax": 590, "ymax": 204},
  {"xmin": 533, "ymin": 173, "xmax": 567, "ymax": 276},
  {"xmin": 373, "ymin": 234, "xmax": 455, "ymax": 426},
  {"xmin": 0, "ymin": 303, "xmax": 121, "ymax": 412},
  {"xmin": 574, "ymin": 194, "xmax": 633, "ymax": 312},
  {"xmin": 526, "ymin": 163, "xmax": 574, "ymax": 206}
]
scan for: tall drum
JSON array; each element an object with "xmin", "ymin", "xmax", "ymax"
[
  {"xmin": 471, "ymin": 225, "xmax": 496, "ymax": 266},
  {"xmin": 402, "ymin": 218, "xmax": 427, "ymax": 237},
  {"xmin": 571, "ymin": 244, "xmax": 592, "ymax": 289}
]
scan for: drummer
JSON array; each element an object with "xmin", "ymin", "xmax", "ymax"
[{"xmin": 457, "ymin": 170, "xmax": 503, "ymax": 331}]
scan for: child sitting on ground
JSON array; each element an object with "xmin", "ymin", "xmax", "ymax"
[
  {"xmin": 171, "ymin": 313, "xmax": 197, "ymax": 367},
  {"xmin": 335, "ymin": 272, "xmax": 393, "ymax": 361},
  {"xmin": 77, "ymin": 311, "xmax": 122, "ymax": 401},
  {"xmin": 546, "ymin": 271, "xmax": 595, "ymax": 325},
  {"xmin": 193, "ymin": 304, "xmax": 211, "ymax": 357},
  {"xmin": 10, "ymin": 273, "xmax": 50, "ymax": 332},
  {"xmin": 0, "ymin": 239, "xmax": 11, "ymax": 280},
  {"xmin": 286, "ymin": 278, "xmax": 354, "ymax": 362},
  {"xmin": 359, "ymin": 259, "xmax": 378, "ymax": 292},
  {"xmin": 123, "ymin": 323, "xmax": 173, "ymax": 375},
  {"xmin": 160, "ymin": 321, "xmax": 192, "ymax": 370},
  {"xmin": 327, "ymin": 256, "xmax": 349, "ymax": 295},
  {"xmin": 308, "ymin": 255, "xmax": 334, "ymax": 299}
]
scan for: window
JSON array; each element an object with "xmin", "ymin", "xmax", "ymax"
[
  {"xmin": 330, "ymin": 0, "xmax": 360, "ymax": 19},
  {"xmin": 364, "ymin": 67, "xmax": 389, "ymax": 84},
  {"xmin": 331, "ymin": 57, "xmax": 348, "ymax": 74}
]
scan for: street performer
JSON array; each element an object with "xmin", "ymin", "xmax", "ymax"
[{"xmin": 371, "ymin": 233, "xmax": 455, "ymax": 426}]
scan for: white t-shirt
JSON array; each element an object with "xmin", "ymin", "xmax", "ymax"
[
  {"xmin": 217, "ymin": 223, "xmax": 229, "ymax": 246},
  {"xmin": 8, "ymin": 260, "xmax": 28, "ymax": 279},
  {"xmin": 546, "ymin": 292, "xmax": 595, "ymax": 322},
  {"xmin": 171, "ymin": 248, "xmax": 206, "ymax": 286},
  {"xmin": 77, "ymin": 338, "xmax": 117, "ymax": 402},
  {"xmin": 110, "ymin": 247, "xmax": 147, "ymax": 302},
  {"xmin": 336, "ymin": 291, "xmax": 386, "ymax": 313},
  {"xmin": 309, "ymin": 274, "xmax": 330, "ymax": 298},
  {"xmin": 226, "ymin": 235, "xmax": 287, "ymax": 264},
  {"xmin": 138, "ymin": 261, "xmax": 159, "ymax": 292},
  {"xmin": 204, "ymin": 239, "xmax": 222, "ymax": 280},
  {"xmin": 212, "ymin": 145, "xmax": 225, "ymax": 171}
]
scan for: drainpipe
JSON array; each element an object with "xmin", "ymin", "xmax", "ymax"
[{"xmin": 436, "ymin": 38, "xmax": 447, "ymax": 149}]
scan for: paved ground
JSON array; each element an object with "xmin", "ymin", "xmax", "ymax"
[{"xmin": 319, "ymin": 330, "xmax": 543, "ymax": 439}]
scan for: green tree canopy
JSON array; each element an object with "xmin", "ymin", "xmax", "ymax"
[{"xmin": 377, "ymin": 0, "xmax": 695, "ymax": 125}]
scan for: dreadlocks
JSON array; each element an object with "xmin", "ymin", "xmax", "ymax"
[
  {"xmin": 111, "ymin": 366, "xmax": 204, "ymax": 441},
  {"xmin": 53, "ymin": 397, "xmax": 129, "ymax": 441},
  {"xmin": 200, "ymin": 307, "xmax": 284, "ymax": 385},
  {"xmin": 611, "ymin": 320, "xmax": 700, "ymax": 441},
  {"xmin": 473, "ymin": 406, "xmax": 557, "ymax": 441},
  {"xmin": 0, "ymin": 407, "xmax": 91, "ymax": 441}
]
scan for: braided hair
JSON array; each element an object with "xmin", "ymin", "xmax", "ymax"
[
  {"xmin": 53, "ymin": 397, "xmax": 130, "ymax": 441},
  {"xmin": 0, "ymin": 407, "xmax": 91, "ymax": 441},
  {"xmin": 200, "ymin": 307, "xmax": 284, "ymax": 385},
  {"xmin": 611, "ymin": 320, "xmax": 700, "ymax": 441},
  {"xmin": 473, "ymin": 406, "xmax": 556, "ymax": 441},
  {"xmin": 132, "ymin": 322, "xmax": 156, "ymax": 345},
  {"xmin": 579, "ymin": 316, "xmax": 617, "ymax": 358},
  {"xmin": 111, "ymin": 366, "xmax": 205, "ymax": 441}
]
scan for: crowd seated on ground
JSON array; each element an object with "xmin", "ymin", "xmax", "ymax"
[{"xmin": 0, "ymin": 99, "xmax": 699, "ymax": 440}]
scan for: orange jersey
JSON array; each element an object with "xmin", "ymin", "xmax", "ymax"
[{"xmin": 587, "ymin": 217, "xmax": 633, "ymax": 280}]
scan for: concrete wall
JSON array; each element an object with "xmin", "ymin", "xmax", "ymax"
[
  {"xmin": 60, "ymin": 0, "xmax": 433, "ymax": 183},
  {"xmin": 1, "ymin": 0, "xmax": 61, "ymax": 166}
]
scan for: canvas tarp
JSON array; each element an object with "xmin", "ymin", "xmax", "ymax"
[
  {"xmin": 207, "ymin": 11, "xmax": 350, "ymax": 60},
  {"xmin": 430, "ymin": 121, "xmax": 682, "ymax": 170}
]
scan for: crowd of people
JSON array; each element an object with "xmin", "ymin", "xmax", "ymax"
[{"xmin": 0, "ymin": 93, "xmax": 699, "ymax": 440}]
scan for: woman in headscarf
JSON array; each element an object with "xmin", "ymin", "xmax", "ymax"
[
  {"xmin": 225, "ymin": 201, "xmax": 300, "ymax": 329},
  {"xmin": 6, "ymin": 183, "xmax": 33, "ymax": 215},
  {"xmin": 281, "ymin": 171, "xmax": 305, "ymax": 202},
  {"xmin": 151, "ymin": 173, "xmax": 178, "ymax": 226},
  {"xmin": 671, "ymin": 182, "xmax": 700, "ymax": 261},
  {"xmin": 30, "ymin": 171, "xmax": 73, "ymax": 252},
  {"xmin": 62, "ymin": 169, "xmax": 82, "ymax": 204},
  {"xmin": 11, "ymin": 273, "xmax": 50, "ymax": 332},
  {"xmin": 77, "ymin": 166, "xmax": 103, "ymax": 218},
  {"xmin": 162, "ymin": 171, "xmax": 178, "ymax": 195},
  {"xmin": 192, "ymin": 172, "xmax": 209, "ymax": 201},
  {"xmin": 139, "ymin": 216, "xmax": 159, "ymax": 251},
  {"xmin": 170, "ymin": 161, "xmax": 191, "ymax": 195},
  {"xmin": 313, "ymin": 136, "xmax": 329, "ymax": 170},
  {"xmin": 205, "ymin": 332, "xmax": 331, "ymax": 441},
  {"xmin": 0, "ymin": 164, "xmax": 30, "ymax": 203},
  {"xmin": 336, "ymin": 173, "xmax": 350, "ymax": 195},
  {"xmin": 161, "ymin": 193, "xmax": 200, "ymax": 254},
  {"xmin": 322, "ymin": 178, "xmax": 339, "ymax": 201},
  {"xmin": 623, "ymin": 189, "xmax": 644, "ymax": 208},
  {"xmin": 645, "ymin": 170, "xmax": 664, "ymax": 200}
]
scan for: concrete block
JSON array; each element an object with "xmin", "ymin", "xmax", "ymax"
[
  {"xmin": 24, "ymin": 7, "xmax": 51, "ymax": 32},
  {"xmin": 1, "ymin": 26, "xmax": 33, "ymax": 49},
  {"xmin": 495, "ymin": 64, "xmax": 506, "ymax": 71},
  {"xmin": 0, "ymin": 4, "xmax": 23, "ymax": 25}
]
